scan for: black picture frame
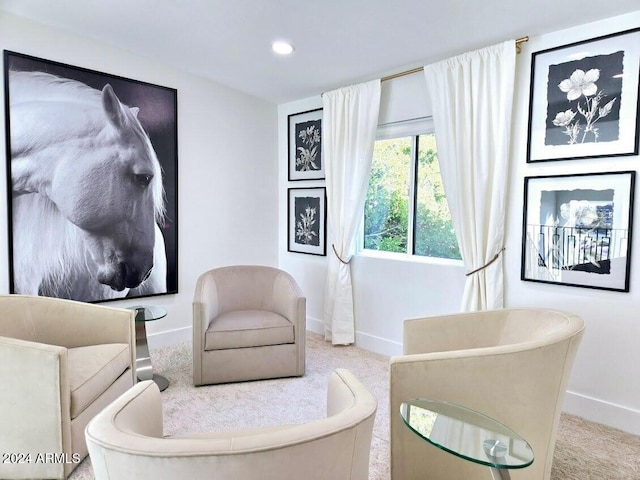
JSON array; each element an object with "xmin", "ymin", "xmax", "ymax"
[
  {"xmin": 3, "ymin": 50, "xmax": 178, "ymax": 303},
  {"xmin": 526, "ymin": 27, "xmax": 640, "ymax": 162},
  {"xmin": 287, "ymin": 187, "xmax": 326, "ymax": 256},
  {"xmin": 288, "ymin": 108, "xmax": 324, "ymax": 181},
  {"xmin": 521, "ymin": 171, "xmax": 635, "ymax": 292}
]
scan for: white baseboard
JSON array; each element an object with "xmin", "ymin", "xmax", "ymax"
[
  {"xmin": 147, "ymin": 326, "xmax": 192, "ymax": 350},
  {"xmin": 355, "ymin": 330, "xmax": 402, "ymax": 357},
  {"xmin": 563, "ymin": 390, "xmax": 640, "ymax": 436},
  {"xmin": 307, "ymin": 316, "xmax": 402, "ymax": 357},
  {"xmin": 306, "ymin": 316, "xmax": 325, "ymax": 335}
]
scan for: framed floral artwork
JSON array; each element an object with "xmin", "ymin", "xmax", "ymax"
[
  {"xmin": 521, "ymin": 171, "xmax": 635, "ymax": 292},
  {"xmin": 287, "ymin": 187, "xmax": 326, "ymax": 256},
  {"xmin": 526, "ymin": 27, "xmax": 640, "ymax": 162},
  {"xmin": 288, "ymin": 108, "xmax": 324, "ymax": 180}
]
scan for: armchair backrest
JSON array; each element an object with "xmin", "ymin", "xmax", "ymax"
[
  {"xmin": 194, "ymin": 265, "xmax": 305, "ymax": 320},
  {"xmin": 0, "ymin": 295, "xmax": 39, "ymax": 342},
  {"xmin": 403, "ymin": 308, "xmax": 584, "ymax": 355},
  {"xmin": 0, "ymin": 294, "xmax": 134, "ymax": 348},
  {"xmin": 499, "ymin": 308, "xmax": 581, "ymax": 345},
  {"xmin": 86, "ymin": 369, "xmax": 377, "ymax": 480}
]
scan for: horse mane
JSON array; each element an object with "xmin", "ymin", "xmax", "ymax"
[
  {"xmin": 9, "ymin": 70, "xmax": 103, "ymax": 106},
  {"xmin": 13, "ymin": 193, "xmax": 88, "ymax": 296}
]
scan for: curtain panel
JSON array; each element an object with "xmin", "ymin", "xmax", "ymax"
[
  {"xmin": 424, "ymin": 40, "xmax": 516, "ymax": 311},
  {"xmin": 322, "ymin": 80, "xmax": 381, "ymax": 345}
]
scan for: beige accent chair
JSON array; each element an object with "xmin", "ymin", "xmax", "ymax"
[
  {"xmin": 0, "ymin": 294, "xmax": 135, "ymax": 479},
  {"xmin": 390, "ymin": 308, "xmax": 585, "ymax": 480},
  {"xmin": 193, "ymin": 265, "xmax": 306, "ymax": 385},
  {"xmin": 86, "ymin": 368, "xmax": 377, "ymax": 480}
]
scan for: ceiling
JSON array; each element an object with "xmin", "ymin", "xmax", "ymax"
[{"xmin": 1, "ymin": 0, "xmax": 638, "ymax": 104}]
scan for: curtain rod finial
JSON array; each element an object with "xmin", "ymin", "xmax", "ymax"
[{"xmin": 516, "ymin": 36, "xmax": 529, "ymax": 54}]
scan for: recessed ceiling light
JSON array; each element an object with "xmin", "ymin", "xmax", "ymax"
[{"xmin": 272, "ymin": 40, "xmax": 295, "ymax": 55}]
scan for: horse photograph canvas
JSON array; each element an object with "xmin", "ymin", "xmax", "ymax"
[{"xmin": 3, "ymin": 51, "xmax": 178, "ymax": 303}]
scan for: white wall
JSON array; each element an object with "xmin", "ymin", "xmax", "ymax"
[
  {"xmin": 278, "ymin": 10, "xmax": 640, "ymax": 435},
  {"xmin": 0, "ymin": 12, "xmax": 279, "ymax": 346}
]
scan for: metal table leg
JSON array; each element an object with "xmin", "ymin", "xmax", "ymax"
[
  {"xmin": 490, "ymin": 467, "xmax": 511, "ymax": 480},
  {"xmin": 135, "ymin": 320, "xmax": 169, "ymax": 391}
]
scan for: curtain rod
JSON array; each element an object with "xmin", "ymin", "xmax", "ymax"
[{"xmin": 380, "ymin": 36, "xmax": 529, "ymax": 83}]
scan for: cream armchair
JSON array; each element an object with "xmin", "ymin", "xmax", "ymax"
[
  {"xmin": 86, "ymin": 369, "xmax": 377, "ymax": 480},
  {"xmin": 390, "ymin": 308, "xmax": 585, "ymax": 480},
  {"xmin": 193, "ymin": 265, "xmax": 306, "ymax": 385},
  {"xmin": 0, "ymin": 294, "xmax": 135, "ymax": 479}
]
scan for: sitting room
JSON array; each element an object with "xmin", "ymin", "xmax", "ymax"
[{"xmin": 0, "ymin": 1, "xmax": 639, "ymax": 479}]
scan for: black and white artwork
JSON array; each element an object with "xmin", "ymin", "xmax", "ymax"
[
  {"xmin": 527, "ymin": 28, "xmax": 640, "ymax": 162},
  {"xmin": 288, "ymin": 187, "xmax": 326, "ymax": 256},
  {"xmin": 3, "ymin": 51, "xmax": 178, "ymax": 303},
  {"xmin": 546, "ymin": 52, "xmax": 622, "ymax": 146},
  {"xmin": 288, "ymin": 108, "xmax": 324, "ymax": 180},
  {"xmin": 521, "ymin": 171, "xmax": 635, "ymax": 291}
]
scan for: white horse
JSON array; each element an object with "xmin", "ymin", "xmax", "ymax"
[{"xmin": 8, "ymin": 70, "xmax": 167, "ymax": 302}]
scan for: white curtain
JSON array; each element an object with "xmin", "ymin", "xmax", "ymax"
[
  {"xmin": 322, "ymin": 80, "xmax": 381, "ymax": 345},
  {"xmin": 424, "ymin": 41, "xmax": 516, "ymax": 311}
]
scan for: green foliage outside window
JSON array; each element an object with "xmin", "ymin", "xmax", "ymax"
[
  {"xmin": 364, "ymin": 133, "xmax": 461, "ymax": 260},
  {"xmin": 364, "ymin": 137, "xmax": 410, "ymax": 252}
]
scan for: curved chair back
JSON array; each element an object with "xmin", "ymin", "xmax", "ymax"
[
  {"xmin": 390, "ymin": 308, "xmax": 585, "ymax": 480},
  {"xmin": 86, "ymin": 369, "xmax": 377, "ymax": 480}
]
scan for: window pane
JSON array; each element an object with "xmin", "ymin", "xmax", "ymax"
[
  {"xmin": 364, "ymin": 137, "xmax": 411, "ymax": 253},
  {"xmin": 413, "ymin": 134, "xmax": 461, "ymax": 260}
]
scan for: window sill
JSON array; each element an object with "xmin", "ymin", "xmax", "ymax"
[{"xmin": 357, "ymin": 248, "xmax": 464, "ymax": 268}]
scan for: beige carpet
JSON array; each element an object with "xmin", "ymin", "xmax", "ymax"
[{"xmin": 70, "ymin": 332, "xmax": 640, "ymax": 479}]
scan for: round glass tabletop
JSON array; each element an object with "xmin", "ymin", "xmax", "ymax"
[
  {"xmin": 400, "ymin": 399, "xmax": 534, "ymax": 470},
  {"xmin": 128, "ymin": 305, "xmax": 167, "ymax": 322}
]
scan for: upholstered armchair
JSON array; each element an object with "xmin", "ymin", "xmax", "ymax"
[
  {"xmin": 0, "ymin": 294, "xmax": 135, "ymax": 479},
  {"xmin": 390, "ymin": 308, "xmax": 585, "ymax": 480},
  {"xmin": 193, "ymin": 265, "xmax": 306, "ymax": 385},
  {"xmin": 86, "ymin": 368, "xmax": 377, "ymax": 480}
]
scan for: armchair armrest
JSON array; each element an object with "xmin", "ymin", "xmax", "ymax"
[
  {"xmin": 271, "ymin": 272, "xmax": 306, "ymax": 335},
  {"xmin": 193, "ymin": 271, "xmax": 221, "ymax": 334},
  {"xmin": 272, "ymin": 272, "xmax": 306, "ymax": 376},
  {"xmin": 0, "ymin": 336, "xmax": 71, "ymax": 479}
]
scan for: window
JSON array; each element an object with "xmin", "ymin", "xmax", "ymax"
[{"xmin": 363, "ymin": 120, "xmax": 461, "ymax": 260}]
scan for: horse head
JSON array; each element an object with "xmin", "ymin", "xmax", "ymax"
[{"xmin": 45, "ymin": 84, "xmax": 164, "ymax": 292}]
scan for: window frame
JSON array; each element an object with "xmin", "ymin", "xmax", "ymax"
[{"xmin": 360, "ymin": 117, "xmax": 462, "ymax": 264}]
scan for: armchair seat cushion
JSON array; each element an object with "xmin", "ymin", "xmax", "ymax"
[
  {"xmin": 68, "ymin": 343, "xmax": 131, "ymax": 419},
  {"xmin": 204, "ymin": 310, "xmax": 294, "ymax": 351}
]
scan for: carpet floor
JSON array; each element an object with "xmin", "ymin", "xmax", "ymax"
[{"xmin": 70, "ymin": 332, "xmax": 640, "ymax": 479}]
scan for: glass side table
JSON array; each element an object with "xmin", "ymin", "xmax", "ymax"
[
  {"xmin": 400, "ymin": 399, "xmax": 534, "ymax": 480},
  {"xmin": 128, "ymin": 305, "xmax": 169, "ymax": 392}
]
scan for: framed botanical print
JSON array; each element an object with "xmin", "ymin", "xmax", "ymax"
[
  {"xmin": 521, "ymin": 171, "xmax": 635, "ymax": 292},
  {"xmin": 288, "ymin": 108, "xmax": 324, "ymax": 180},
  {"xmin": 527, "ymin": 28, "xmax": 640, "ymax": 162},
  {"xmin": 287, "ymin": 187, "xmax": 326, "ymax": 256}
]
